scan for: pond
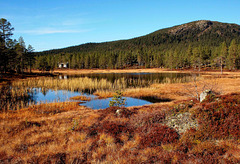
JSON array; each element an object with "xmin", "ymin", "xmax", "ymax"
[
  {"xmin": 0, "ymin": 72, "xmax": 193, "ymax": 110},
  {"xmin": 81, "ymin": 97, "xmax": 152, "ymax": 109},
  {"xmin": 59, "ymin": 72, "xmax": 191, "ymax": 88}
]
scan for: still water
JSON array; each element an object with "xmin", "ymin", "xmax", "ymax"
[
  {"xmin": 1, "ymin": 72, "xmax": 193, "ymax": 110},
  {"xmin": 81, "ymin": 97, "xmax": 152, "ymax": 109},
  {"xmin": 31, "ymin": 88, "xmax": 152, "ymax": 109}
]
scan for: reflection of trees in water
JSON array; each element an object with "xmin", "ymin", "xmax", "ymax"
[
  {"xmin": 0, "ymin": 83, "xmax": 36, "ymax": 111},
  {"xmin": 69, "ymin": 73, "xmax": 192, "ymax": 88},
  {"xmin": 41, "ymin": 88, "xmax": 49, "ymax": 96},
  {"xmin": 10, "ymin": 73, "xmax": 194, "ymax": 97}
]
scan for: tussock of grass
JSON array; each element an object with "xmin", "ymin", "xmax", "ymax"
[
  {"xmin": 70, "ymin": 95, "xmax": 91, "ymax": 101},
  {"xmin": 93, "ymin": 90, "xmax": 114, "ymax": 99}
]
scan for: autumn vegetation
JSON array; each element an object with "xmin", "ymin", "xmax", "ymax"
[
  {"xmin": 70, "ymin": 95, "xmax": 92, "ymax": 101},
  {"xmin": 0, "ymin": 72, "xmax": 240, "ymax": 163},
  {"xmin": 0, "ymin": 92, "xmax": 239, "ymax": 163}
]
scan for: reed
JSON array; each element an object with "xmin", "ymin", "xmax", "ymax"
[
  {"xmin": 0, "ymin": 85, "xmax": 35, "ymax": 111},
  {"xmin": 93, "ymin": 90, "xmax": 114, "ymax": 99},
  {"xmin": 11, "ymin": 77, "xmax": 127, "ymax": 93},
  {"xmin": 11, "ymin": 74, "xmax": 195, "ymax": 93}
]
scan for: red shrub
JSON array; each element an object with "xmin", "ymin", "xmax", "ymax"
[
  {"xmin": 84, "ymin": 120, "xmax": 133, "ymax": 144},
  {"xmin": 100, "ymin": 121, "xmax": 130, "ymax": 137},
  {"xmin": 129, "ymin": 110, "xmax": 166, "ymax": 128},
  {"xmin": 138, "ymin": 124, "xmax": 179, "ymax": 148},
  {"xmin": 194, "ymin": 93, "xmax": 240, "ymax": 140}
]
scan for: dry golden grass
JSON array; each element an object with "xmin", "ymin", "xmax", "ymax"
[
  {"xmin": 0, "ymin": 101, "xmax": 96, "ymax": 162},
  {"xmin": 69, "ymin": 95, "xmax": 91, "ymax": 101},
  {"xmin": 11, "ymin": 76, "xmax": 119, "ymax": 92},
  {"xmin": 121, "ymin": 73, "xmax": 240, "ymax": 105},
  {"xmin": 32, "ymin": 67, "xmax": 240, "ymax": 75},
  {"xmin": 93, "ymin": 90, "xmax": 114, "ymax": 99}
]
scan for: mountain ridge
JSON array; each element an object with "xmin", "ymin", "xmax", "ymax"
[
  {"xmin": 35, "ymin": 20, "xmax": 240, "ymax": 70},
  {"xmin": 37, "ymin": 20, "xmax": 240, "ymax": 53}
]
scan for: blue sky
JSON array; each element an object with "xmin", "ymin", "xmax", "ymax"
[{"xmin": 1, "ymin": 0, "xmax": 240, "ymax": 51}]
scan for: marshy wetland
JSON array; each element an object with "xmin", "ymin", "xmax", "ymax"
[
  {"xmin": 1, "ymin": 70, "xmax": 240, "ymax": 163},
  {"xmin": 1, "ymin": 72, "xmax": 194, "ymax": 110}
]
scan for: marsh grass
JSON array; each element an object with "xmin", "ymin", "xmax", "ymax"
[
  {"xmin": 11, "ymin": 77, "xmax": 124, "ymax": 93},
  {"xmin": 0, "ymin": 85, "xmax": 35, "ymax": 111},
  {"xmin": 11, "ymin": 75, "xmax": 195, "ymax": 93},
  {"xmin": 70, "ymin": 95, "xmax": 92, "ymax": 101}
]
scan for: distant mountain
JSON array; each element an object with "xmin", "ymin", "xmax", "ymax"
[{"xmin": 35, "ymin": 20, "xmax": 240, "ymax": 70}]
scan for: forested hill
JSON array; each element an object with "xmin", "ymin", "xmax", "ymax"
[{"xmin": 35, "ymin": 20, "xmax": 240, "ymax": 70}]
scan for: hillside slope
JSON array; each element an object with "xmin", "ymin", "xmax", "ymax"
[{"xmin": 35, "ymin": 20, "xmax": 240, "ymax": 70}]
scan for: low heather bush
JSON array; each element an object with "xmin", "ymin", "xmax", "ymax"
[
  {"xmin": 138, "ymin": 124, "xmax": 179, "ymax": 148},
  {"xmin": 194, "ymin": 93, "xmax": 240, "ymax": 140}
]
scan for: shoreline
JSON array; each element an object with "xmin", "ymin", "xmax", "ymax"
[{"xmin": 31, "ymin": 68, "xmax": 240, "ymax": 75}]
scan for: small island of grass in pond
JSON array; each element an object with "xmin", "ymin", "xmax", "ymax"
[{"xmin": 70, "ymin": 95, "xmax": 92, "ymax": 101}]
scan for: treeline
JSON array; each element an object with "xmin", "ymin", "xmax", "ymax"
[
  {"xmin": 34, "ymin": 40, "xmax": 240, "ymax": 71},
  {"xmin": 35, "ymin": 20, "xmax": 240, "ymax": 71},
  {"xmin": 0, "ymin": 18, "xmax": 35, "ymax": 73}
]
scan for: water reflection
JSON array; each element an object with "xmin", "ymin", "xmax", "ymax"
[
  {"xmin": 65, "ymin": 72, "xmax": 192, "ymax": 88},
  {"xmin": 2, "ymin": 72, "xmax": 195, "ymax": 110},
  {"xmin": 0, "ymin": 84, "xmax": 35, "ymax": 111},
  {"xmin": 81, "ymin": 97, "xmax": 152, "ymax": 110},
  {"xmin": 0, "ymin": 85, "xmax": 154, "ymax": 110},
  {"xmin": 59, "ymin": 75, "xmax": 68, "ymax": 79},
  {"xmin": 32, "ymin": 88, "xmax": 95, "ymax": 103}
]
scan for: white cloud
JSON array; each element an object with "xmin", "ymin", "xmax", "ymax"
[{"xmin": 19, "ymin": 28, "xmax": 91, "ymax": 35}]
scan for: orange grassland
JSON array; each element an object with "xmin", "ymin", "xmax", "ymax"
[{"xmin": 0, "ymin": 69, "xmax": 240, "ymax": 163}]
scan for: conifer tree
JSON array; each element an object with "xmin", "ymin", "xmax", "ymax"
[
  {"xmin": 219, "ymin": 42, "xmax": 228, "ymax": 74},
  {"xmin": 227, "ymin": 39, "xmax": 237, "ymax": 70},
  {"xmin": 0, "ymin": 18, "xmax": 14, "ymax": 46},
  {"xmin": 0, "ymin": 18, "xmax": 14, "ymax": 73},
  {"xmin": 26, "ymin": 45, "xmax": 35, "ymax": 73},
  {"xmin": 15, "ymin": 36, "xmax": 26, "ymax": 73}
]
